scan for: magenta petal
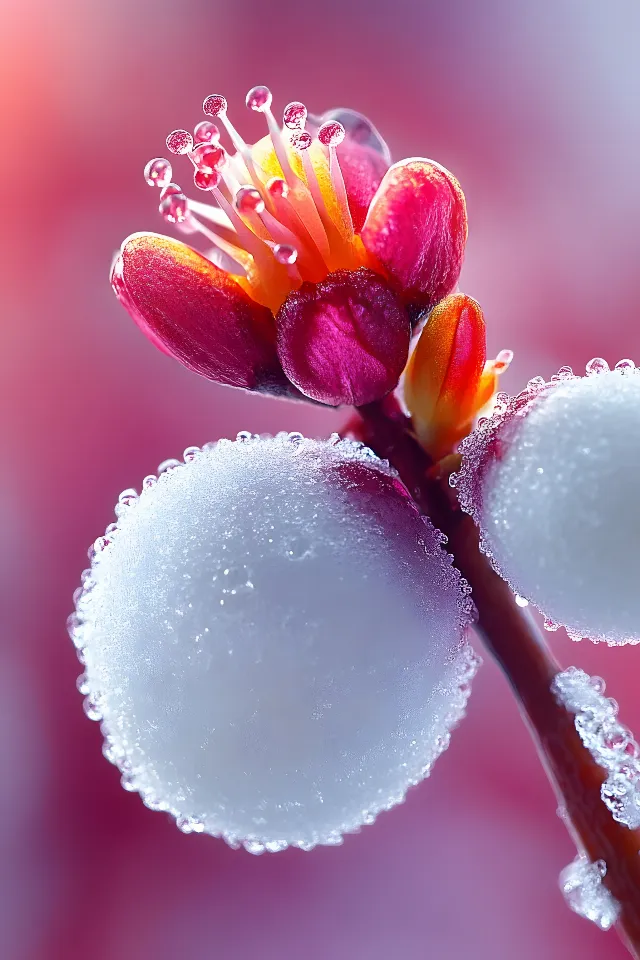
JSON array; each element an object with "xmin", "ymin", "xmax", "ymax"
[
  {"xmin": 276, "ymin": 269, "xmax": 411, "ymax": 407},
  {"xmin": 111, "ymin": 233, "xmax": 293, "ymax": 396},
  {"xmin": 361, "ymin": 159, "xmax": 468, "ymax": 319}
]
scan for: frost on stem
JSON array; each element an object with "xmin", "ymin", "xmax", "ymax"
[
  {"xmin": 70, "ymin": 433, "xmax": 479, "ymax": 852},
  {"xmin": 552, "ymin": 667, "xmax": 640, "ymax": 830},
  {"xmin": 455, "ymin": 360, "xmax": 640, "ymax": 645},
  {"xmin": 559, "ymin": 854, "xmax": 621, "ymax": 931}
]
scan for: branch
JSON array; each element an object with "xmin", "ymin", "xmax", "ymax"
[{"xmin": 355, "ymin": 395, "xmax": 640, "ymax": 958}]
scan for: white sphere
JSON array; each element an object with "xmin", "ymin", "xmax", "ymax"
[
  {"xmin": 456, "ymin": 361, "xmax": 640, "ymax": 644},
  {"xmin": 71, "ymin": 433, "xmax": 477, "ymax": 852}
]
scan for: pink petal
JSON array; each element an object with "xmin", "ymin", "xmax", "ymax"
[
  {"xmin": 338, "ymin": 140, "xmax": 390, "ymax": 234},
  {"xmin": 276, "ymin": 268, "xmax": 410, "ymax": 406},
  {"xmin": 111, "ymin": 233, "xmax": 292, "ymax": 395},
  {"xmin": 361, "ymin": 159, "xmax": 467, "ymax": 320}
]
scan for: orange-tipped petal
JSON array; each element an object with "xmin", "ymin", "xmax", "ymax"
[
  {"xmin": 111, "ymin": 233, "xmax": 292, "ymax": 395},
  {"xmin": 404, "ymin": 294, "xmax": 500, "ymax": 459},
  {"xmin": 361, "ymin": 158, "xmax": 467, "ymax": 322}
]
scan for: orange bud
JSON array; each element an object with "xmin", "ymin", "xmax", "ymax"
[{"xmin": 404, "ymin": 293, "xmax": 511, "ymax": 460}]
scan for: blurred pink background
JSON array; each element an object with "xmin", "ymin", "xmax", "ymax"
[{"xmin": 2, "ymin": 0, "xmax": 640, "ymax": 957}]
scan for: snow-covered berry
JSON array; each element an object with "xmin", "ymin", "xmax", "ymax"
[
  {"xmin": 455, "ymin": 360, "xmax": 640, "ymax": 644},
  {"xmin": 71, "ymin": 433, "xmax": 478, "ymax": 852}
]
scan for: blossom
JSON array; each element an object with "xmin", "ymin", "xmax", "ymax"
[{"xmin": 111, "ymin": 87, "xmax": 468, "ymax": 407}]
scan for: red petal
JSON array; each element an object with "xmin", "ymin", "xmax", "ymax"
[
  {"xmin": 276, "ymin": 269, "xmax": 410, "ymax": 407},
  {"xmin": 111, "ymin": 233, "xmax": 291, "ymax": 395},
  {"xmin": 361, "ymin": 159, "xmax": 467, "ymax": 319},
  {"xmin": 337, "ymin": 140, "xmax": 389, "ymax": 234}
]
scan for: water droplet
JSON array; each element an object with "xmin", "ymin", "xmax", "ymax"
[
  {"xmin": 559, "ymin": 853, "xmax": 620, "ymax": 930},
  {"xmin": 194, "ymin": 120, "xmax": 220, "ymax": 144},
  {"xmin": 203, "ymin": 94, "xmax": 227, "ymax": 117},
  {"xmin": 290, "ymin": 131, "xmax": 312, "ymax": 151},
  {"xmin": 193, "ymin": 169, "xmax": 220, "ymax": 192},
  {"xmin": 235, "ymin": 186, "xmax": 265, "ymax": 215},
  {"xmin": 318, "ymin": 121, "xmax": 345, "ymax": 147},
  {"xmin": 287, "ymin": 432, "xmax": 304, "ymax": 444},
  {"xmin": 267, "ymin": 177, "xmax": 289, "ymax": 199},
  {"xmin": 166, "ymin": 129, "xmax": 194, "ymax": 156},
  {"xmin": 121, "ymin": 771, "xmax": 138, "ymax": 792},
  {"xmin": 615, "ymin": 358, "xmax": 636, "ymax": 374},
  {"xmin": 144, "ymin": 157, "xmax": 172, "ymax": 188},
  {"xmin": 235, "ymin": 431, "xmax": 252, "ymax": 443},
  {"xmin": 158, "ymin": 458, "xmax": 182, "ymax": 475},
  {"xmin": 243, "ymin": 839, "xmax": 266, "ymax": 854},
  {"xmin": 83, "ymin": 694, "xmax": 104, "ymax": 721},
  {"xmin": 515, "ymin": 595, "xmax": 529, "ymax": 607},
  {"xmin": 159, "ymin": 193, "xmax": 189, "ymax": 223},
  {"xmin": 183, "ymin": 446, "xmax": 201, "ymax": 463},
  {"xmin": 245, "ymin": 85, "xmax": 272, "ymax": 112},
  {"xmin": 283, "ymin": 101, "xmax": 307, "ymax": 130},
  {"xmin": 274, "ymin": 244, "xmax": 297, "ymax": 265},
  {"xmin": 191, "ymin": 143, "xmax": 225, "ymax": 172},
  {"xmin": 76, "ymin": 673, "xmax": 90, "ymax": 695},
  {"xmin": 586, "ymin": 357, "xmax": 610, "ymax": 376},
  {"xmin": 543, "ymin": 618, "xmax": 560, "ymax": 631},
  {"xmin": 159, "ymin": 182, "xmax": 182, "ymax": 200},
  {"xmin": 142, "ymin": 475, "xmax": 157, "ymax": 489}
]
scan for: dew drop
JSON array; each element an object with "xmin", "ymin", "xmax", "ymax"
[
  {"xmin": 159, "ymin": 193, "xmax": 189, "ymax": 223},
  {"xmin": 235, "ymin": 431, "xmax": 252, "ymax": 443},
  {"xmin": 246, "ymin": 85, "xmax": 272, "ymax": 112},
  {"xmin": 158, "ymin": 458, "xmax": 182, "ymax": 474},
  {"xmin": 191, "ymin": 143, "xmax": 225, "ymax": 173},
  {"xmin": 159, "ymin": 182, "xmax": 182, "ymax": 200},
  {"xmin": 194, "ymin": 120, "xmax": 220, "ymax": 144},
  {"xmin": 318, "ymin": 121, "xmax": 346, "ymax": 147},
  {"xmin": 615, "ymin": 358, "xmax": 636, "ymax": 374},
  {"xmin": 166, "ymin": 129, "xmax": 194, "ymax": 156},
  {"xmin": 267, "ymin": 177, "xmax": 289, "ymax": 199},
  {"xmin": 543, "ymin": 618, "xmax": 560, "ymax": 631},
  {"xmin": 194, "ymin": 169, "xmax": 221, "ymax": 192},
  {"xmin": 236, "ymin": 186, "xmax": 265, "ymax": 215},
  {"xmin": 183, "ymin": 446, "xmax": 201, "ymax": 463},
  {"xmin": 274, "ymin": 244, "xmax": 298, "ymax": 265},
  {"xmin": 144, "ymin": 157, "xmax": 172, "ymax": 188},
  {"xmin": 290, "ymin": 131, "xmax": 312, "ymax": 151},
  {"xmin": 83, "ymin": 694, "xmax": 104, "ymax": 721},
  {"xmin": 515, "ymin": 595, "xmax": 529, "ymax": 607},
  {"xmin": 203, "ymin": 94, "xmax": 227, "ymax": 117},
  {"xmin": 586, "ymin": 357, "xmax": 610, "ymax": 376},
  {"xmin": 283, "ymin": 101, "xmax": 307, "ymax": 130}
]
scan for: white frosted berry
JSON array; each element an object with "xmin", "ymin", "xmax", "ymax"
[
  {"xmin": 456, "ymin": 361, "xmax": 640, "ymax": 644},
  {"xmin": 71, "ymin": 433, "xmax": 477, "ymax": 852}
]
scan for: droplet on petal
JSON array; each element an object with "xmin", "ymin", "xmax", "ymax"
[
  {"xmin": 72, "ymin": 434, "xmax": 477, "ymax": 850},
  {"xmin": 166, "ymin": 129, "xmax": 194, "ymax": 156},
  {"xmin": 456, "ymin": 362, "xmax": 640, "ymax": 644},
  {"xmin": 276, "ymin": 269, "xmax": 411, "ymax": 406},
  {"xmin": 144, "ymin": 158, "xmax": 172, "ymax": 188},
  {"xmin": 203, "ymin": 94, "xmax": 227, "ymax": 117}
]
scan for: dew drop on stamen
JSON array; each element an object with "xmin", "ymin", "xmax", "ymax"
[
  {"xmin": 246, "ymin": 85, "xmax": 272, "ymax": 112},
  {"xmin": 274, "ymin": 244, "xmax": 298, "ymax": 265},
  {"xmin": 191, "ymin": 143, "xmax": 225, "ymax": 173},
  {"xmin": 236, "ymin": 185, "xmax": 265, "ymax": 215},
  {"xmin": 267, "ymin": 177, "xmax": 289, "ymax": 199},
  {"xmin": 194, "ymin": 169, "xmax": 221, "ymax": 192},
  {"xmin": 144, "ymin": 157, "xmax": 172, "ymax": 188},
  {"xmin": 194, "ymin": 120, "xmax": 220, "ymax": 144},
  {"xmin": 203, "ymin": 94, "xmax": 227, "ymax": 118},
  {"xmin": 159, "ymin": 192, "xmax": 189, "ymax": 223},
  {"xmin": 159, "ymin": 182, "xmax": 182, "ymax": 200},
  {"xmin": 318, "ymin": 121, "xmax": 346, "ymax": 147},
  {"xmin": 283, "ymin": 101, "xmax": 307, "ymax": 130},
  {"xmin": 290, "ymin": 131, "xmax": 312, "ymax": 151},
  {"xmin": 166, "ymin": 129, "xmax": 194, "ymax": 156}
]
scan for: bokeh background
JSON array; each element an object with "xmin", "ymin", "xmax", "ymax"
[{"xmin": 2, "ymin": 0, "xmax": 640, "ymax": 957}]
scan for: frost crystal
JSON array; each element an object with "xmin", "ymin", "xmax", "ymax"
[
  {"xmin": 552, "ymin": 667, "xmax": 640, "ymax": 829},
  {"xmin": 71, "ymin": 433, "xmax": 478, "ymax": 851},
  {"xmin": 559, "ymin": 854, "xmax": 620, "ymax": 931},
  {"xmin": 455, "ymin": 361, "xmax": 640, "ymax": 644}
]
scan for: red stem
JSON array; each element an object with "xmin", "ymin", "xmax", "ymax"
[{"xmin": 355, "ymin": 396, "xmax": 640, "ymax": 958}]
